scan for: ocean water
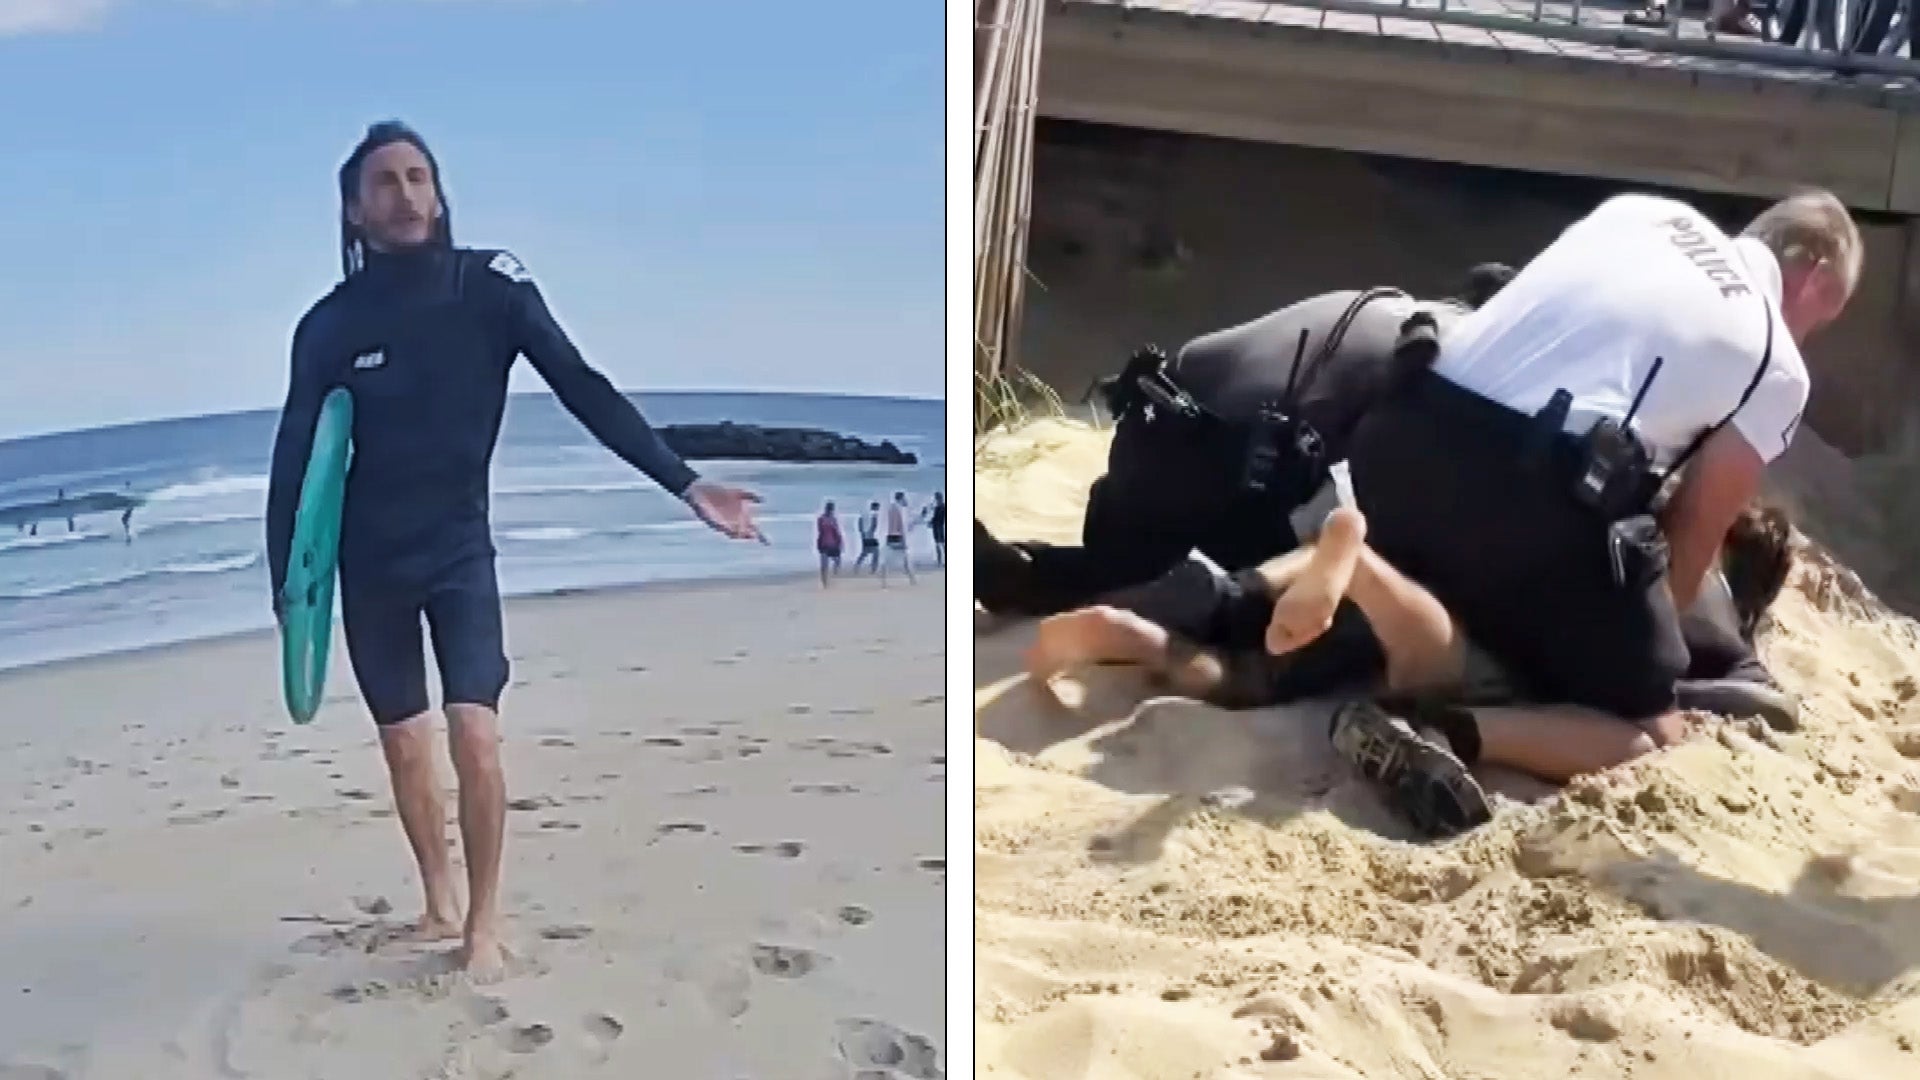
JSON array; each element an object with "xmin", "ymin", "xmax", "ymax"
[{"xmin": 0, "ymin": 392, "xmax": 944, "ymax": 673}]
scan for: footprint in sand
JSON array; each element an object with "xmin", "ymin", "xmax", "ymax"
[
  {"xmin": 835, "ymin": 1018, "xmax": 943, "ymax": 1078},
  {"xmin": 643, "ymin": 736, "xmax": 684, "ymax": 748},
  {"xmin": 750, "ymin": 944, "xmax": 824, "ymax": 979},
  {"xmin": 916, "ymin": 858, "xmax": 945, "ymax": 873},
  {"xmin": 674, "ymin": 785, "xmax": 722, "ymax": 798},
  {"xmin": 734, "ymin": 841, "xmax": 804, "ymax": 858},
  {"xmin": 657, "ymin": 822, "xmax": 708, "ymax": 836},
  {"xmin": 539, "ymin": 924, "xmax": 593, "ymax": 942},
  {"xmin": 500, "ymin": 1023, "xmax": 554, "ymax": 1054},
  {"xmin": 538, "ymin": 820, "xmax": 582, "ymax": 832},
  {"xmin": 827, "ymin": 742, "xmax": 892, "ymax": 760},
  {"xmin": 585, "ymin": 1013, "xmax": 624, "ymax": 1044},
  {"xmin": 337, "ymin": 788, "xmax": 376, "ymax": 801},
  {"xmin": 792, "ymin": 782, "xmax": 858, "ymax": 796},
  {"xmin": 837, "ymin": 905, "xmax": 873, "ymax": 926},
  {"xmin": 680, "ymin": 725, "xmax": 721, "ymax": 737},
  {"xmin": 538, "ymin": 736, "xmax": 576, "ymax": 748},
  {"xmin": 0, "ymin": 1064, "xmax": 70, "ymax": 1079},
  {"xmin": 464, "ymin": 995, "xmax": 510, "ymax": 1026},
  {"xmin": 507, "ymin": 795, "xmax": 561, "ymax": 812}
]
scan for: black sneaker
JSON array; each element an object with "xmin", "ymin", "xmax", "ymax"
[{"xmin": 1330, "ymin": 699, "xmax": 1492, "ymax": 839}]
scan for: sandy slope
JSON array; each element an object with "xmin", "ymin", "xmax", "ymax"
[
  {"xmin": 975, "ymin": 419, "xmax": 1920, "ymax": 1080},
  {"xmin": 0, "ymin": 572, "xmax": 946, "ymax": 1080}
]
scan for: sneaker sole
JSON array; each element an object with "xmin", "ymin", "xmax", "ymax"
[{"xmin": 1331, "ymin": 700, "xmax": 1492, "ymax": 839}]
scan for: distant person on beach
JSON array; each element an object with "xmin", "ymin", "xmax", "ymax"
[
  {"xmin": 816, "ymin": 500, "xmax": 844, "ymax": 586},
  {"xmin": 265, "ymin": 120, "xmax": 764, "ymax": 980},
  {"xmin": 923, "ymin": 491, "xmax": 946, "ymax": 567},
  {"xmin": 881, "ymin": 491, "xmax": 916, "ymax": 586},
  {"xmin": 855, "ymin": 501, "xmax": 882, "ymax": 573}
]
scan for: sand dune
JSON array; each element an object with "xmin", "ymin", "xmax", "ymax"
[{"xmin": 976, "ymin": 418, "xmax": 1920, "ymax": 1079}]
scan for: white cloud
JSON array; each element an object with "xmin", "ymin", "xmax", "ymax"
[{"xmin": 0, "ymin": 0, "xmax": 116, "ymax": 36}]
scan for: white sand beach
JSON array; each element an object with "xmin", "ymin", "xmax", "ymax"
[
  {"xmin": 975, "ymin": 418, "xmax": 1920, "ymax": 1079},
  {"xmin": 0, "ymin": 571, "xmax": 946, "ymax": 1080}
]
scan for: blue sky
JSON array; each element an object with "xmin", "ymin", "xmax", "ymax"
[{"xmin": 0, "ymin": 0, "xmax": 943, "ymax": 440}]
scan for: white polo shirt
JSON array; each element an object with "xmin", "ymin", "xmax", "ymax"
[{"xmin": 1434, "ymin": 194, "xmax": 1810, "ymax": 466}]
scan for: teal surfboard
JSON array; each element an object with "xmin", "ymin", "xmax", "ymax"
[{"xmin": 279, "ymin": 388, "xmax": 354, "ymax": 725}]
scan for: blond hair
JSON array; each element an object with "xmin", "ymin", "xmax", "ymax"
[{"xmin": 1740, "ymin": 189, "xmax": 1863, "ymax": 297}]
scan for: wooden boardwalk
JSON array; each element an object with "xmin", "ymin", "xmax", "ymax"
[
  {"xmin": 1085, "ymin": 0, "xmax": 1920, "ymax": 97},
  {"xmin": 1043, "ymin": 0, "xmax": 1920, "ymax": 210}
]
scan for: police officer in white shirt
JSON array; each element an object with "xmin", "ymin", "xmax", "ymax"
[{"xmin": 1331, "ymin": 190, "xmax": 1859, "ymax": 819}]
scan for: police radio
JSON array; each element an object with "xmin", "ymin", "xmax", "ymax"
[
  {"xmin": 1240, "ymin": 328, "xmax": 1328, "ymax": 504},
  {"xmin": 1572, "ymin": 356, "xmax": 1663, "ymax": 520}
]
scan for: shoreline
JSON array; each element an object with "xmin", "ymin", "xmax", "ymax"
[{"xmin": 0, "ymin": 559, "xmax": 947, "ymax": 683}]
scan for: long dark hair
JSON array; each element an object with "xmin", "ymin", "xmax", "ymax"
[
  {"xmin": 337, "ymin": 120, "xmax": 453, "ymax": 278},
  {"xmin": 1723, "ymin": 500, "xmax": 1795, "ymax": 640}
]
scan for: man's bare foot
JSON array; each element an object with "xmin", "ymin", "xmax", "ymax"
[
  {"xmin": 398, "ymin": 904, "xmax": 463, "ymax": 944},
  {"xmin": 1266, "ymin": 507, "xmax": 1366, "ymax": 656},
  {"xmin": 1026, "ymin": 606, "xmax": 1169, "ymax": 682},
  {"xmin": 460, "ymin": 927, "xmax": 509, "ymax": 983}
]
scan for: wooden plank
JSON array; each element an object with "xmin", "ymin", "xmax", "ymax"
[
  {"xmin": 1432, "ymin": 21, "xmax": 1503, "ymax": 46},
  {"xmin": 1379, "ymin": 15, "xmax": 1442, "ymax": 40},
  {"xmin": 1040, "ymin": 16, "xmax": 1902, "ymax": 208},
  {"xmin": 1323, "ymin": 11, "xmax": 1382, "ymax": 33},
  {"xmin": 1260, "ymin": 4, "xmax": 1327, "ymax": 29}
]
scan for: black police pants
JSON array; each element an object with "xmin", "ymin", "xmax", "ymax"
[{"xmin": 1345, "ymin": 372, "xmax": 1689, "ymax": 721}]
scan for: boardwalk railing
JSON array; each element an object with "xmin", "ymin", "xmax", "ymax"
[
  {"xmin": 1258, "ymin": 0, "xmax": 1920, "ymax": 77},
  {"xmin": 975, "ymin": 0, "xmax": 1046, "ymax": 410}
]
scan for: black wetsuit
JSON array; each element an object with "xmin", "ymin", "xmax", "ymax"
[
  {"xmin": 928, "ymin": 501, "xmax": 946, "ymax": 545},
  {"xmin": 266, "ymin": 245, "xmax": 698, "ymax": 724}
]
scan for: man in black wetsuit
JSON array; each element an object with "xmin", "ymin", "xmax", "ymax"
[{"xmin": 265, "ymin": 122, "xmax": 762, "ymax": 979}]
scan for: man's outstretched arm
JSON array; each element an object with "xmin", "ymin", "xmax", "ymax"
[
  {"xmin": 265, "ymin": 313, "xmax": 326, "ymax": 606},
  {"xmin": 495, "ymin": 253, "xmax": 699, "ymax": 498}
]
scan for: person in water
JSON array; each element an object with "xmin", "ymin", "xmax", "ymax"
[
  {"xmin": 924, "ymin": 491, "xmax": 946, "ymax": 568},
  {"xmin": 855, "ymin": 501, "xmax": 882, "ymax": 574},
  {"xmin": 264, "ymin": 121, "xmax": 762, "ymax": 979},
  {"xmin": 881, "ymin": 491, "xmax": 917, "ymax": 586},
  {"xmin": 816, "ymin": 500, "xmax": 844, "ymax": 587}
]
